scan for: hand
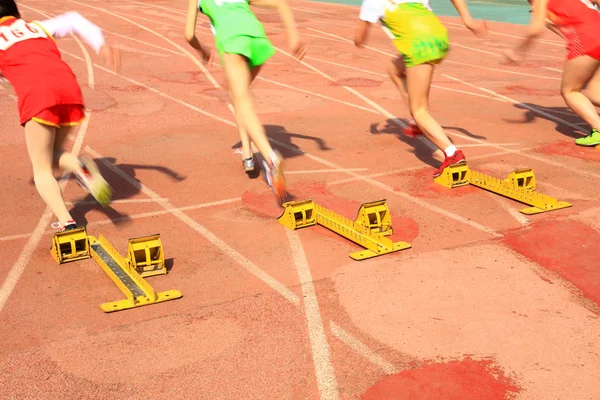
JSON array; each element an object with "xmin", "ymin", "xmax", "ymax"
[
  {"xmin": 99, "ymin": 45, "xmax": 121, "ymax": 73},
  {"xmin": 289, "ymin": 39, "xmax": 307, "ymax": 60},
  {"xmin": 198, "ymin": 44, "xmax": 213, "ymax": 65},
  {"xmin": 466, "ymin": 20, "xmax": 487, "ymax": 37},
  {"xmin": 503, "ymin": 48, "xmax": 524, "ymax": 65}
]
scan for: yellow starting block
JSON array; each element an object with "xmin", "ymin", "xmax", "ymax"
[
  {"xmin": 51, "ymin": 228, "xmax": 181, "ymax": 313},
  {"xmin": 278, "ymin": 199, "xmax": 411, "ymax": 260},
  {"xmin": 51, "ymin": 227, "xmax": 91, "ymax": 264},
  {"xmin": 126, "ymin": 234, "xmax": 166, "ymax": 278},
  {"xmin": 434, "ymin": 163, "xmax": 571, "ymax": 215}
]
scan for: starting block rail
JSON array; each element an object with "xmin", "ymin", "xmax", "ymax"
[
  {"xmin": 51, "ymin": 229, "xmax": 181, "ymax": 313},
  {"xmin": 434, "ymin": 163, "xmax": 571, "ymax": 215},
  {"xmin": 278, "ymin": 199, "xmax": 411, "ymax": 260}
]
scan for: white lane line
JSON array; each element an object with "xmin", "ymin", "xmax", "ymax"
[
  {"xmin": 287, "ymin": 168, "xmax": 368, "ymax": 174},
  {"xmin": 286, "ymin": 230, "xmax": 340, "ymax": 400},
  {"xmin": 0, "ymin": 197, "xmax": 241, "ymax": 243},
  {"xmin": 0, "ymin": 4, "xmax": 94, "ymax": 312},
  {"xmin": 330, "ymin": 321, "xmax": 399, "ymax": 375},
  {"xmin": 486, "ymin": 192, "xmax": 530, "ymax": 225},
  {"xmin": 86, "ymin": 146, "xmax": 301, "ymax": 306}
]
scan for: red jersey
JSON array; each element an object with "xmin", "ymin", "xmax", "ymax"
[
  {"xmin": 546, "ymin": 0, "xmax": 600, "ymax": 59},
  {"xmin": 0, "ymin": 16, "xmax": 83, "ymax": 125}
]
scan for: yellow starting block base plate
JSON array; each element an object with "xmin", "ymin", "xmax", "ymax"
[
  {"xmin": 101, "ymin": 289, "xmax": 183, "ymax": 313},
  {"xmin": 350, "ymin": 241, "xmax": 412, "ymax": 261},
  {"xmin": 520, "ymin": 201, "xmax": 572, "ymax": 215}
]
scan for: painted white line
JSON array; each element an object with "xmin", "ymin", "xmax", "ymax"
[
  {"xmin": 63, "ymin": 50, "xmax": 235, "ymax": 127},
  {"xmin": 330, "ymin": 321, "xmax": 399, "ymax": 375},
  {"xmin": 0, "ymin": 197, "xmax": 241, "ymax": 243},
  {"xmin": 0, "ymin": 5, "xmax": 93, "ymax": 312},
  {"xmin": 451, "ymin": 41, "xmax": 564, "ymax": 61},
  {"xmin": 85, "ymin": 146, "xmax": 301, "ymax": 306},
  {"xmin": 271, "ymin": 48, "xmax": 501, "ymax": 236},
  {"xmin": 258, "ymin": 76, "xmax": 379, "ymax": 114},
  {"xmin": 443, "ymin": 74, "xmax": 581, "ymax": 132},
  {"xmin": 70, "ymin": 1, "xmax": 223, "ymax": 90},
  {"xmin": 445, "ymin": 59, "xmax": 560, "ymax": 81},
  {"xmin": 314, "ymin": 26, "xmax": 559, "ymax": 82},
  {"xmin": 443, "ymin": 21, "xmax": 564, "ymax": 46},
  {"xmin": 543, "ymin": 66, "xmax": 563, "ymax": 73},
  {"xmin": 115, "ymin": 44, "xmax": 173, "ymax": 57},
  {"xmin": 460, "ymin": 143, "xmax": 521, "ymax": 148},
  {"xmin": 303, "ymin": 56, "xmax": 507, "ymax": 103},
  {"xmin": 68, "ymin": 2, "xmax": 500, "ymax": 237},
  {"xmin": 486, "ymin": 192, "xmax": 530, "ymax": 225},
  {"xmin": 442, "ymin": 74, "xmax": 600, "ymax": 179},
  {"xmin": 287, "ymin": 168, "xmax": 368, "ymax": 174},
  {"xmin": 104, "ymin": 28, "xmax": 185, "ymax": 56},
  {"xmin": 292, "ymin": 6, "xmax": 331, "ymax": 16},
  {"xmin": 327, "ymin": 145, "xmax": 541, "ymax": 186},
  {"xmin": 286, "ymin": 230, "xmax": 340, "ymax": 400},
  {"xmin": 65, "ymin": 198, "xmax": 170, "ymax": 205}
]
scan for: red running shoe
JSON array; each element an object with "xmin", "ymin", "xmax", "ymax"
[
  {"xmin": 403, "ymin": 122, "xmax": 423, "ymax": 137},
  {"xmin": 433, "ymin": 150, "xmax": 466, "ymax": 178}
]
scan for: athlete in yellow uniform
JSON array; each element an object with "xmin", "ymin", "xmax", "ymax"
[{"xmin": 355, "ymin": 0, "xmax": 486, "ymax": 177}]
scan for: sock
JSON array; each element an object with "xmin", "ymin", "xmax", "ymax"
[{"xmin": 444, "ymin": 145, "xmax": 457, "ymax": 157}]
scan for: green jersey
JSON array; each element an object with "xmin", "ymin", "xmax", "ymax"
[{"xmin": 198, "ymin": 0, "xmax": 267, "ymax": 44}]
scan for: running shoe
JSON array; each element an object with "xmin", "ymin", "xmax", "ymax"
[
  {"xmin": 575, "ymin": 129, "xmax": 600, "ymax": 147},
  {"xmin": 51, "ymin": 220, "xmax": 78, "ymax": 232},
  {"xmin": 243, "ymin": 156, "xmax": 256, "ymax": 172},
  {"xmin": 262, "ymin": 150, "xmax": 287, "ymax": 202},
  {"xmin": 75, "ymin": 156, "xmax": 112, "ymax": 207},
  {"xmin": 433, "ymin": 150, "xmax": 466, "ymax": 178}
]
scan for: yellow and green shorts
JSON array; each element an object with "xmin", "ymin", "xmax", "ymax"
[
  {"xmin": 383, "ymin": 3, "xmax": 449, "ymax": 68},
  {"xmin": 217, "ymin": 35, "xmax": 275, "ymax": 69}
]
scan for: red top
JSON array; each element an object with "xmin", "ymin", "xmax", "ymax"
[
  {"xmin": 0, "ymin": 16, "xmax": 83, "ymax": 125},
  {"xmin": 546, "ymin": 0, "xmax": 600, "ymax": 59},
  {"xmin": 547, "ymin": 0, "xmax": 599, "ymax": 25}
]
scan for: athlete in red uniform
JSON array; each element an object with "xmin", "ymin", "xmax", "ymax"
[
  {"xmin": 0, "ymin": 1, "xmax": 120, "ymax": 231},
  {"xmin": 506, "ymin": 0, "xmax": 600, "ymax": 146}
]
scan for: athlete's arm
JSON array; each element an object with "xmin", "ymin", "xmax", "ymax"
[
  {"xmin": 185, "ymin": 0, "xmax": 211, "ymax": 63},
  {"xmin": 354, "ymin": 20, "xmax": 371, "ymax": 47},
  {"xmin": 521, "ymin": 0, "xmax": 549, "ymax": 48},
  {"xmin": 250, "ymin": 0, "xmax": 306, "ymax": 59},
  {"xmin": 506, "ymin": 0, "xmax": 548, "ymax": 62},
  {"xmin": 37, "ymin": 12, "xmax": 105, "ymax": 54},
  {"xmin": 450, "ymin": 0, "xmax": 487, "ymax": 36}
]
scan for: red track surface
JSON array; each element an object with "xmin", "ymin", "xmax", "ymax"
[{"xmin": 1, "ymin": 1, "xmax": 599, "ymax": 399}]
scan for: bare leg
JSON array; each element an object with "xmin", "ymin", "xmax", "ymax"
[
  {"xmin": 222, "ymin": 53, "xmax": 275, "ymax": 165},
  {"xmin": 53, "ymin": 125, "xmax": 85, "ymax": 174},
  {"xmin": 580, "ymin": 58, "xmax": 600, "ymax": 109},
  {"xmin": 388, "ymin": 56, "xmax": 410, "ymax": 110},
  {"xmin": 561, "ymin": 55, "xmax": 600, "ymax": 131},
  {"xmin": 235, "ymin": 65, "xmax": 263, "ymax": 160},
  {"xmin": 24, "ymin": 120, "xmax": 73, "ymax": 225},
  {"xmin": 406, "ymin": 63, "xmax": 454, "ymax": 152}
]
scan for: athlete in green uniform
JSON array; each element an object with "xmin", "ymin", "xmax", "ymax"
[
  {"xmin": 185, "ymin": 0, "xmax": 306, "ymax": 202},
  {"xmin": 355, "ymin": 0, "xmax": 486, "ymax": 177}
]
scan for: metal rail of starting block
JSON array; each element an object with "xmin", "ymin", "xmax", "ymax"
[
  {"xmin": 434, "ymin": 163, "xmax": 572, "ymax": 215},
  {"xmin": 278, "ymin": 199, "xmax": 411, "ymax": 260},
  {"xmin": 51, "ymin": 229, "xmax": 182, "ymax": 313}
]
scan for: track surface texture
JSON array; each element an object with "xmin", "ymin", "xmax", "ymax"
[{"xmin": 1, "ymin": 1, "xmax": 599, "ymax": 399}]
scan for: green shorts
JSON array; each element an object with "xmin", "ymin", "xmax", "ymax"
[
  {"xmin": 217, "ymin": 35, "xmax": 276, "ymax": 68},
  {"xmin": 383, "ymin": 3, "xmax": 449, "ymax": 67}
]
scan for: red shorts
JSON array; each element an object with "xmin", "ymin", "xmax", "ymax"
[
  {"xmin": 562, "ymin": 24, "xmax": 600, "ymax": 60},
  {"xmin": 29, "ymin": 104, "xmax": 86, "ymax": 128}
]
